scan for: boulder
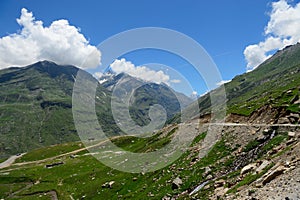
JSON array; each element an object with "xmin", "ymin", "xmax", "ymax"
[
  {"xmin": 277, "ymin": 117, "xmax": 290, "ymax": 124},
  {"xmin": 288, "ymin": 132, "xmax": 296, "ymax": 138},
  {"xmin": 289, "ymin": 113, "xmax": 299, "ymax": 119},
  {"xmin": 294, "ymin": 99, "xmax": 300, "ymax": 104},
  {"xmin": 172, "ymin": 177, "xmax": 182, "ymax": 190},
  {"xmin": 108, "ymin": 181, "xmax": 115, "ymax": 188},
  {"xmin": 241, "ymin": 163, "xmax": 257, "ymax": 175},
  {"xmin": 102, "ymin": 181, "xmax": 115, "ymax": 189},
  {"xmin": 255, "ymin": 160, "xmax": 270, "ymax": 174},
  {"xmin": 214, "ymin": 179, "xmax": 225, "ymax": 188},
  {"xmin": 262, "ymin": 165, "xmax": 286, "ymax": 185}
]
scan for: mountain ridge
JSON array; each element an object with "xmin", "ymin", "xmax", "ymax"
[{"xmin": 0, "ymin": 61, "xmax": 191, "ymax": 157}]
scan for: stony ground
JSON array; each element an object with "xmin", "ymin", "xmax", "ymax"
[{"xmin": 229, "ymin": 139, "xmax": 300, "ymax": 200}]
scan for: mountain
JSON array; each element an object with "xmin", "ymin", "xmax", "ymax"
[
  {"xmin": 0, "ymin": 44, "xmax": 300, "ymax": 200},
  {"xmin": 99, "ymin": 72, "xmax": 192, "ymax": 126},
  {"xmin": 0, "ymin": 61, "xmax": 115, "ymax": 157},
  {"xmin": 182, "ymin": 43, "xmax": 300, "ymax": 122},
  {"xmin": 0, "ymin": 61, "xmax": 191, "ymax": 158}
]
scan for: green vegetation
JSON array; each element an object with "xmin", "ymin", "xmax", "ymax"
[
  {"xmin": 0, "ymin": 61, "xmax": 189, "ymax": 158},
  {"xmin": 261, "ymin": 133, "xmax": 288, "ymax": 155},
  {"xmin": 243, "ymin": 140, "xmax": 260, "ymax": 152},
  {"xmin": 191, "ymin": 131, "xmax": 207, "ymax": 145},
  {"xmin": 16, "ymin": 142, "xmax": 83, "ymax": 163}
]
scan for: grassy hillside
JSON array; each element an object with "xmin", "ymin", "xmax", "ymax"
[
  {"xmin": 0, "ymin": 61, "xmax": 118, "ymax": 158},
  {"xmin": 0, "ymin": 61, "xmax": 190, "ymax": 158},
  {"xmin": 182, "ymin": 43, "xmax": 300, "ymax": 119},
  {"xmin": 225, "ymin": 43, "xmax": 300, "ymax": 116},
  {"xmin": 0, "ymin": 121, "xmax": 295, "ymax": 199}
]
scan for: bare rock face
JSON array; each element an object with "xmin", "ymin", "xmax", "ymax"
[{"xmin": 214, "ymin": 186, "xmax": 229, "ymax": 198}]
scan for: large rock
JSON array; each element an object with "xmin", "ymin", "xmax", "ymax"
[
  {"xmin": 102, "ymin": 181, "xmax": 115, "ymax": 189},
  {"xmin": 257, "ymin": 165, "xmax": 287, "ymax": 186},
  {"xmin": 277, "ymin": 117, "xmax": 290, "ymax": 124},
  {"xmin": 214, "ymin": 179, "xmax": 225, "ymax": 188},
  {"xmin": 288, "ymin": 132, "xmax": 296, "ymax": 138},
  {"xmin": 241, "ymin": 163, "xmax": 257, "ymax": 175},
  {"xmin": 172, "ymin": 177, "xmax": 182, "ymax": 190},
  {"xmin": 255, "ymin": 160, "xmax": 271, "ymax": 174},
  {"xmin": 262, "ymin": 165, "xmax": 286, "ymax": 185}
]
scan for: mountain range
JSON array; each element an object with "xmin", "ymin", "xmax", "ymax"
[{"xmin": 0, "ymin": 61, "xmax": 191, "ymax": 157}]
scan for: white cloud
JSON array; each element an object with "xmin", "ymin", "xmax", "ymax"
[
  {"xmin": 110, "ymin": 58, "xmax": 171, "ymax": 84},
  {"xmin": 0, "ymin": 8, "xmax": 101, "ymax": 69},
  {"xmin": 244, "ymin": 0, "xmax": 300, "ymax": 71},
  {"xmin": 216, "ymin": 80, "xmax": 231, "ymax": 86}
]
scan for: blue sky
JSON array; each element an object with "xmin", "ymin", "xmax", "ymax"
[{"xmin": 1, "ymin": 0, "xmax": 300, "ymax": 96}]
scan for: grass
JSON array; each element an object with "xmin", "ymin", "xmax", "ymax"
[
  {"xmin": 16, "ymin": 142, "xmax": 83, "ymax": 163},
  {"xmin": 243, "ymin": 140, "xmax": 260, "ymax": 152},
  {"xmin": 0, "ymin": 127, "xmax": 293, "ymax": 199},
  {"xmin": 259, "ymin": 133, "xmax": 288, "ymax": 157},
  {"xmin": 191, "ymin": 132, "xmax": 207, "ymax": 145},
  {"xmin": 0, "ymin": 128, "xmax": 215, "ymax": 200}
]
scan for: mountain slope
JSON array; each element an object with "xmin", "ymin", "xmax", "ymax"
[
  {"xmin": 183, "ymin": 43, "xmax": 300, "ymax": 121},
  {"xmin": 0, "ymin": 61, "xmax": 115, "ymax": 158},
  {"xmin": 0, "ymin": 61, "xmax": 191, "ymax": 158},
  {"xmin": 99, "ymin": 72, "xmax": 192, "ymax": 126}
]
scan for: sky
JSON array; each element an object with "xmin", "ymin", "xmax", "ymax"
[{"xmin": 0, "ymin": 0, "xmax": 300, "ymax": 96}]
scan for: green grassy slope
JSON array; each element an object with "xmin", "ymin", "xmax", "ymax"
[
  {"xmin": 0, "ymin": 123, "xmax": 291, "ymax": 199},
  {"xmin": 185, "ymin": 43, "xmax": 300, "ymax": 119},
  {"xmin": 0, "ymin": 61, "xmax": 116, "ymax": 158},
  {"xmin": 0, "ymin": 61, "xmax": 190, "ymax": 158}
]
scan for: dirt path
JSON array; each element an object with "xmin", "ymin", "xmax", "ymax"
[
  {"xmin": 0, "ymin": 135, "xmax": 126, "ymax": 170},
  {"xmin": 0, "ymin": 153, "xmax": 25, "ymax": 169}
]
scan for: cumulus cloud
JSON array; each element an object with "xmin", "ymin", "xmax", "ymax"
[
  {"xmin": 244, "ymin": 0, "xmax": 300, "ymax": 71},
  {"xmin": 0, "ymin": 8, "xmax": 101, "ymax": 69},
  {"xmin": 110, "ymin": 58, "xmax": 171, "ymax": 84}
]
